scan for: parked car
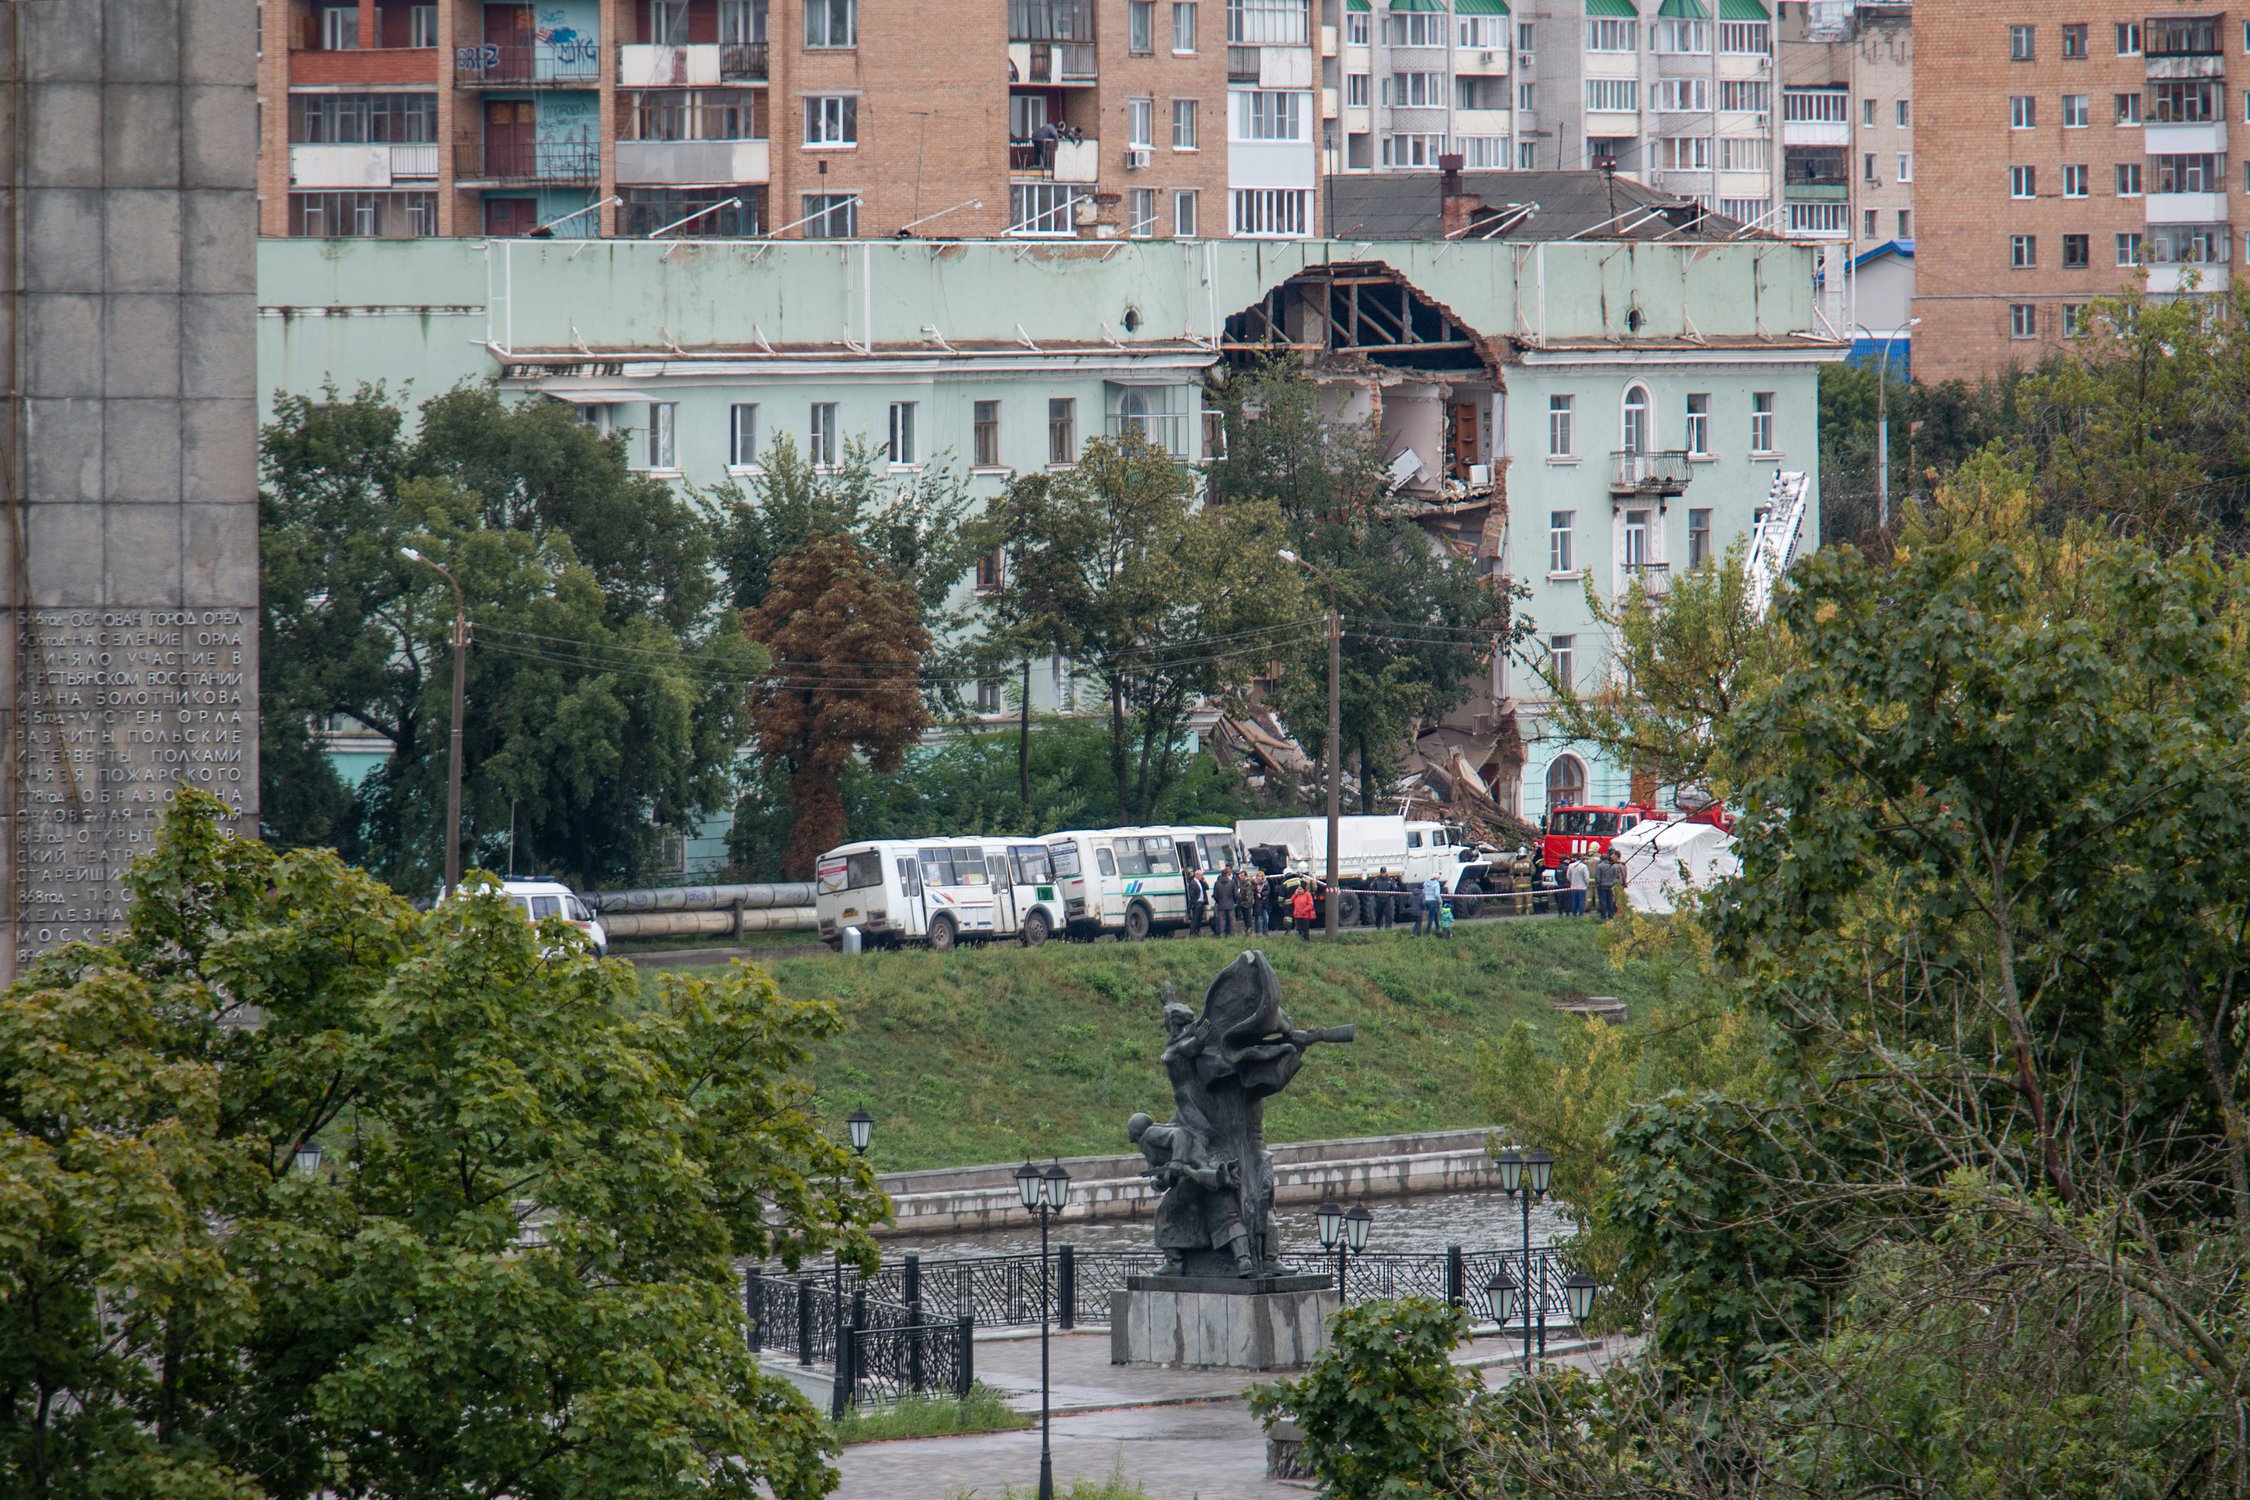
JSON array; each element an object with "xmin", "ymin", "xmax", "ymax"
[{"xmin": 499, "ymin": 877, "xmax": 609, "ymax": 957}]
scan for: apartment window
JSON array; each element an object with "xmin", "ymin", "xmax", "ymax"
[
  {"xmin": 729, "ymin": 403, "xmax": 758, "ymax": 467},
  {"xmin": 1128, "ymin": 187, "xmax": 1156, "ymax": 237},
  {"xmin": 1129, "ymin": 96, "xmax": 1154, "ymax": 149},
  {"xmin": 1584, "ymin": 16, "xmax": 1636, "ymax": 51},
  {"xmin": 1897, "ymin": 208, "xmax": 1911, "ymax": 236},
  {"xmin": 1719, "ymin": 137, "xmax": 1769, "ymax": 172},
  {"xmin": 1547, "ymin": 635, "xmax": 1575, "ymax": 693},
  {"xmin": 649, "ymin": 0, "xmax": 689, "ymax": 42},
  {"xmin": 1661, "ymin": 137, "xmax": 1710, "ymax": 172},
  {"xmin": 2010, "ymin": 95, "xmax": 2036, "ymax": 128},
  {"xmin": 1048, "ymin": 398, "xmax": 1076, "ymax": 463},
  {"xmin": 1788, "ymin": 201, "xmax": 1850, "ymax": 236},
  {"xmin": 319, "ymin": 3, "xmax": 359, "ymax": 48},
  {"xmin": 2009, "ymin": 164, "xmax": 2035, "ymax": 197},
  {"xmin": 2061, "ymin": 93, "xmax": 2089, "ymax": 128},
  {"xmin": 408, "ymin": 4, "xmax": 438, "ymax": 45},
  {"xmin": 627, "ymin": 90, "xmax": 759, "ymax": 143},
  {"xmin": 2010, "ymin": 304, "xmax": 2037, "ymax": 339},
  {"xmin": 804, "ymin": 95, "xmax": 858, "ymax": 146},
  {"xmin": 1784, "ymin": 87, "xmax": 1849, "ymax": 123},
  {"xmin": 1239, "ymin": 90, "xmax": 1304, "ymax": 140},
  {"xmin": 721, "ymin": 0, "xmax": 764, "ymax": 42},
  {"xmin": 2151, "ymin": 153, "xmax": 2220, "ymax": 191},
  {"xmin": 1459, "ymin": 13, "xmax": 1507, "ymax": 48},
  {"xmin": 1346, "ymin": 73, "xmax": 1369, "ymax": 107},
  {"xmin": 975, "ymin": 676, "xmax": 1003, "ymax": 713},
  {"xmin": 973, "ymin": 401, "xmax": 1002, "ymax": 468},
  {"xmin": 1008, "ymin": 182, "xmax": 1076, "ymax": 235},
  {"xmin": 1719, "ymin": 18, "xmax": 1769, "ymax": 52},
  {"xmin": 1688, "ymin": 508, "xmax": 1712, "ymax": 569},
  {"xmin": 1383, "ymin": 133, "xmax": 1449, "ymax": 167},
  {"xmin": 2117, "ymin": 231, "xmax": 2143, "ymax": 266},
  {"xmin": 1858, "ymin": 207, "xmax": 1875, "ymax": 238},
  {"xmin": 2009, "ymin": 24, "xmax": 2034, "ymax": 60},
  {"xmin": 2061, "ymin": 22, "xmax": 2087, "ymax": 57},
  {"xmin": 1230, "ymin": 0, "xmax": 1309, "ymax": 43},
  {"xmin": 1861, "ymin": 98, "xmax": 1875, "ymax": 126},
  {"xmin": 289, "ymin": 93, "xmax": 438, "ymax": 143},
  {"xmin": 1456, "ymin": 135, "xmax": 1506, "ymax": 167},
  {"xmin": 1345, "ymin": 10, "xmax": 1367, "ymax": 43},
  {"xmin": 1173, "ymin": 0, "xmax": 1196, "ymax": 50},
  {"xmin": 2115, "ymin": 91, "xmax": 2142, "ymax": 125},
  {"xmin": 1749, "ymin": 392, "xmax": 1775, "ymax": 455},
  {"xmin": 1172, "ymin": 98, "xmax": 1199, "ymax": 149},
  {"xmin": 1230, "ymin": 187, "xmax": 1310, "ymax": 235},
  {"xmin": 2062, "ymin": 233, "xmax": 2090, "ymax": 268},
  {"xmin": 1720, "ymin": 79, "xmax": 1770, "ymax": 113},
  {"xmin": 1585, "ymin": 78, "xmax": 1638, "ymax": 113},
  {"xmin": 2011, "ymin": 233, "xmax": 2037, "ymax": 267},
  {"xmin": 1129, "ymin": 0, "xmax": 1154, "ymax": 52},
  {"xmin": 288, "ymin": 189, "xmax": 439, "ymax": 236},
  {"xmin": 1548, "ymin": 394, "xmax": 1575, "ymax": 458},
  {"xmin": 1653, "ymin": 15, "xmax": 1706, "ymax": 52},
  {"xmin": 1173, "ymin": 188, "xmax": 1198, "ymax": 236},
  {"xmin": 2062, "ymin": 163, "xmax": 2087, "ymax": 196},
  {"xmin": 2062, "ymin": 304, "xmax": 2087, "ymax": 337},
  {"xmin": 1720, "ymin": 196, "xmax": 1769, "ymax": 223},
  {"xmin": 1653, "ymin": 77, "xmax": 1708, "ymax": 113},
  {"xmin": 1898, "ymin": 152, "xmax": 1912, "ymax": 181},
  {"xmin": 805, "ymin": 0, "xmax": 855, "ymax": 46},
  {"xmin": 806, "ymin": 402, "xmax": 839, "ymax": 466},
  {"xmin": 1389, "ymin": 71, "xmax": 1443, "ymax": 107},
  {"xmin": 644, "ymin": 402, "xmax": 678, "ymax": 471},
  {"xmin": 1548, "ymin": 511, "xmax": 1575, "ymax": 574},
  {"xmin": 1684, "ymin": 393, "xmax": 1710, "ymax": 457},
  {"xmin": 1518, "ymin": 140, "xmax": 1538, "ymax": 168},
  {"xmin": 2150, "ymin": 79, "xmax": 2220, "ymax": 122},
  {"xmin": 801, "ymin": 193, "xmax": 857, "ymax": 237},
  {"xmin": 1896, "ymin": 98, "xmax": 1910, "ymax": 127},
  {"xmin": 1863, "ymin": 151, "xmax": 1877, "ymax": 183},
  {"xmin": 886, "ymin": 401, "xmax": 918, "ymax": 465},
  {"xmin": 2117, "ymin": 21, "xmax": 2141, "ymax": 54}
]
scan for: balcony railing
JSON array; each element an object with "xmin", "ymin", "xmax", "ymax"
[
  {"xmin": 1622, "ymin": 561, "xmax": 1672, "ymax": 599},
  {"xmin": 720, "ymin": 41, "xmax": 770, "ymax": 78},
  {"xmin": 1011, "ymin": 39, "xmax": 1097, "ymax": 82},
  {"xmin": 453, "ymin": 41, "xmax": 602, "ymax": 85},
  {"xmin": 1008, "ymin": 137, "xmax": 1099, "ymax": 182},
  {"xmin": 1609, "ymin": 450, "xmax": 1691, "ymax": 494},
  {"xmin": 455, "ymin": 140, "xmax": 601, "ymax": 184}
]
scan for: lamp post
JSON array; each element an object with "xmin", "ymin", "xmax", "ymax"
[
  {"xmin": 1492, "ymin": 1146, "xmax": 1554, "ymax": 1372},
  {"xmin": 292, "ymin": 1139, "xmax": 323, "ymax": 1175},
  {"xmin": 401, "ymin": 547, "xmax": 468, "ymax": 897},
  {"xmin": 833, "ymin": 1109, "xmax": 875, "ymax": 1353},
  {"xmin": 1314, "ymin": 1197, "xmax": 1374, "ymax": 1302},
  {"xmin": 1018, "ymin": 1159, "xmax": 1072, "ymax": 1500},
  {"xmin": 1851, "ymin": 318, "xmax": 1920, "ymax": 531},
  {"xmin": 1277, "ymin": 548, "xmax": 1342, "ymax": 934}
]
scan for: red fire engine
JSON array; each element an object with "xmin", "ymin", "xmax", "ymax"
[{"xmin": 1540, "ymin": 800, "xmax": 1730, "ymax": 870}]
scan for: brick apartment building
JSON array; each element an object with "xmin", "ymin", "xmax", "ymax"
[
  {"xmin": 1915, "ymin": 3, "xmax": 2234, "ymax": 383},
  {"xmin": 257, "ymin": 0, "xmax": 1319, "ymax": 238}
]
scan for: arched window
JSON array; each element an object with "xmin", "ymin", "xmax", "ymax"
[
  {"xmin": 1545, "ymin": 754, "xmax": 1587, "ymax": 814},
  {"xmin": 1621, "ymin": 384, "xmax": 1651, "ymax": 455}
]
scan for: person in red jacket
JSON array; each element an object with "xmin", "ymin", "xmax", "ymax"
[{"xmin": 1289, "ymin": 880, "xmax": 1319, "ymax": 941}]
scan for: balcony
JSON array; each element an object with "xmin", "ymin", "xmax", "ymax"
[
  {"xmin": 2146, "ymin": 120, "xmax": 2228, "ymax": 155},
  {"xmin": 619, "ymin": 42, "xmax": 768, "ymax": 86},
  {"xmin": 721, "ymin": 42, "xmax": 770, "ymax": 78},
  {"xmin": 289, "ymin": 141, "xmax": 438, "ymax": 187},
  {"xmin": 1609, "ymin": 450, "xmax": 1691, "ymax": 496},
  {"xmin": 615, "ymin": 137, "xmax": 770, "ymax": 185},
  {"xmin": 1008, "ymin": 136, "xmax": 1100, "ymax": 182},
  {"xmin": 454, "ymin": 141, "xmax": 601, "ymax": 185},
  {"xmin": 2147, "ymin": 263, "xmax": 2231, "ymax": 295},
  {"xmin": 1227, "ymin": 44, "xmax": 1260, "ymax": 80},
  {"xmin": 2144, "ymin": 16, "xmax": 2224, "ymax": 59},
  {"xmin": 454, "ymin": 40, "xmax": 601, "ymax": 85},
  {"xmin": 2148, "ymin": 189, "xmax": 2228, "ymax": 223},
  {"xmin": 1008, "ymin": 39, "xmax": 1098, "ymax": 84},
  {"xmin": 1621, "ymin": 561, "xmax": 1672, "ymax": 600}
]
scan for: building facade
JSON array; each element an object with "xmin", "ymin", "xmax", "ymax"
[
  {"xmin": 256, "ymin": 0, "xmax": 1323, "ymax": 240},
  {"xmin": 1915, "ymin": 2, "xmax": 2232, "ymax": 383}
]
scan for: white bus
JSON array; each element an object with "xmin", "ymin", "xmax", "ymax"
[
  {"xmin": 814, "ymin": 839, "xmax": 1003, "ymax": 951},
  {"xmin": 983, "ymin": 836, "xmax": 1070, "ymax": 947},
  {"xmin": 1045, "ymin": 824, "xmax": 1243, "ymax": 940}
]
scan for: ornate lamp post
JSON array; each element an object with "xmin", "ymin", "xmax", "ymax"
[
  {"xmin": 1018, "ymin": 1159, "xmax": 1072, "ymax": 1500},
  {"xmin": 834, "ymin": 1109, "xmax": 875, "ymax": 1345},
  {"xmin": 1315, "ymin": 1198, "xmax": 1374, "ymax": 1302},
  {"xmin": 1492, "ymin": 1146, "xmax": 1554, "ymax": 1371}
]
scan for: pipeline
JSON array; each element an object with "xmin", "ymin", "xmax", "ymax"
[
  {"xmin": 587, "ymin": 883, "xmax": 815, "ymax": 914},
  {"xmin": 599, "ymin": 908, "xmax": 816, "ymax": 939}
]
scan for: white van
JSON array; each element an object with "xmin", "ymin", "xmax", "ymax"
[
  {"xmin": 984, "ymin": 837, "xmax": 1070, "ymax": 946},
  {"xmin": 500, "ymin": 878, "xmax": 609, "ymax": 957},
  {"xmin": 1044, "ymin": 825, "xmax": 1240, "ymax": 941},
  {"xmin": 814, "ymin": 839, "xmax": 1002, "ymax": 950}
]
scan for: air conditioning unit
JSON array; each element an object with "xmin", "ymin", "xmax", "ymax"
[
  {"xmin": 1519, "ymin": 49, "xmax": 1533, "ymax": 65},
  {"xmin": 1468, "ymin": 462, "xmax": 1494, "ymax": 486},
  {"xmin": 1125, "ymin": 147, "xmax": 1151, "ymax": 168},
  {"xmin": 1754, "ymin": 112, "xmax": 1768, "ymax": 128},
  {"xmin": 1479, "ymin": 48, "xmax": 1494, "ymax": 62}
]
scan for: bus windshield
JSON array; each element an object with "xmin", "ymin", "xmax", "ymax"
[
  {"xmin": 1551, "ymin": 810, "xmax": 1622, "ymax": 837},
  {"xmin": 1011, "ymin": 844, "xmax": 1054, "ymax": 884}
]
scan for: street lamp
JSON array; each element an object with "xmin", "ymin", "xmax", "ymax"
[
  {"xmin": 1316, "ymin": 1197, "xmax": 1373, "ymax": 1302},
  {"xmin": 1493, "ymin": 1146, "xmax": 1554, "ymax": 1372},
  {"xmin": 847, "ymin": 1106, "xmax": 875, "ymax": 1156},
  {"xmin": 1851, "ymin": 319, "xmax": 1920, "ymax": 531},
  {"xmin": 292, "ymin": 1139, "xmax": 323, "ymax": 1175},
  {"xmin": 1019, "ymin": 1160, "xmax": 1072, "ymax": 1500},
  {"xmin": 1563, "ymin": 1272, "xmax": 1599, "ymax": 1327},
  {"xmin": 831, "ymin": 1110, "xmax": 875, "ymax": 1373},
  {"xmin": 401, "ymin": 546, "xmax": 469, "ymax": 897},
  {"xmin": 1277, "ymin": 548, "xmax": 1342, "ymax": 934},
  {"xmin": 1483, "ymin": 1261, "xmax": 1516, "ymax": 1328}
]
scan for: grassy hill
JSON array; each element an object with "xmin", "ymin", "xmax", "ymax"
[{"xmin": 684, "ymin": 920, "xmax": 1697, "ymax": 1171}]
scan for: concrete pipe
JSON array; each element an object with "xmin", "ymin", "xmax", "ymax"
[
  {"xmin": 588, "ymin": 883, "xmax": 816, "ymax": 914},
  {"xmin": 599, "ymin": 907, "xmax": 818, "ymax": 940}
]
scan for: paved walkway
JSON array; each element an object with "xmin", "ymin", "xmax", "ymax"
[{"xmin": 832, "ymin": 1330, "xmax": 1630, "ymax": 1500}]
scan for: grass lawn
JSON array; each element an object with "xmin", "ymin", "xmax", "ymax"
[{"xmin": 666, "ymin": 918, "xmax": 1694, "ymax": 1171}]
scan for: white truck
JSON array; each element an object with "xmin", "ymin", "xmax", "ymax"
[{"xmin": 1233, "ymin": 815, "xmax": 1508, "ymax": 922}]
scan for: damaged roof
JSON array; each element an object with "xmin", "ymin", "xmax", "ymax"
[{"xmin": 1322, "ymin": 170, "xmax": 1751, "ymax": 243}]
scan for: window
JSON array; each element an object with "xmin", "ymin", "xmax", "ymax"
[
  {"xmin": 1173, "ymin": 0, "xmax": 1196, "ymax": 50},
  {"xmin": 975, "ymin": 677, "xmax": 1003, "ymax": 713},
  {"xmin": 2150, "ymin": 79, "xmax": 2220, "ymax": 122},
  {"xmin": 1008, "ymin": 182, "xmax": 1076, "ymax": 235},
  {"xmin": 1548, "ymin": 394, "xmax": 1575, "ymax": 458},
  {"xmin": 1721, "ymin": 196, "xmax": 1770, "ymax": 224},
  {"xmin": 1749, "ymin": 391, "xmax": 1775, "ymax": 454},
  {"xmin": 2011, "ymin": 233, "xmax": 2037, "ymax": 267},
  {"xmin": 1240, "ymin": 91, "xmax": 1304, "ymax": 140},
  {"xmin": 1048, "ymin": 398, "xmax": 1076, "ymax": 462},
  {"xmin": 2010, "ymin": 95, "xmax": 2035, "ymax": 129},
  {"xmin": 1584, "ymin": 16, "xmax": 1636, "ymax": 50},
  {"xmin": 1897, "ymin": 208, "xmax": 1911, "ymax": 236},
  {"xmin": 2117, "ymin": 231, "xmax": 2143, "ymax": 266},
  {"xmin": 805, "ymin": 0, "xmax": 855, "ymax": 46},
  {"xmin": 1585, "ymin": 78, "xmax": 1638, "ymax": 112},
  {"xmin": 1784, "ymin": 88, "xmax": 1849, "ymax": 123},
  {"xmin": 1456, "ymin": 135, "xmax": 1507, "ymax": 167},
  {"xmin": 1623, "ymin": 509, "xmax": 1651, "ymax": 571},
  {"xmin": 1129, "ymin": 0, "xmax": 1153, "ymax": 51},
  {"xmin": 1519, "ymin": 140, "xmax": 1538, "ymax": 168},
  {"xmin": 289, "ymin": 188, "xmax": 439, "ymax": 236},
  {"xmin": 1863, "ymin": 207, "xmax": 1878, "ymax": 238},
  {"xmin": 1898, "ymin": 153, "xmax": 1912, "ymax": 181},
  {"xmin": 973, "ymin": 400, "xmax": 1001, "ymax": 467},
  {"xmin": 289, "ymin": 93, "xmax": 438, "ymax": 143},
  {"xmin": 644, "ymin": 402, "xmax": 678, "ymax": 470},
  {"xmin": 625, "ymin": 90, "xmax": 760, "ymax": 143},
  {"xmin": 1548, "ymin": 511, "xmax": 1575, "ymax": 574},
  {"xmin": 1720, "ymin": 79, "xmax": 1770, "ymax": 113},
  {"xmin": 2061, "ymin": 93, "xmax": 2088, "ymax": 127},
  {"xmin": 1662, "ymin": 137, "xmax": 1710, "ymax": 172},
  {"xmin": 648, "ymin": 0, "xmax": 689, "ymax": 42},
  {"xmin": 1621, "ymin": 384, "xmax": 1650, "ymax": 454},
  {"xmin": 886, "ymin": 401, "xmax": 917, "ymax": 465},
  {"xmin": 801, "ymin": 193, "xmax": 856, "ymax": 237},
  {"xmin": 1389, "ymin": 8, "xmax": 1442, "ymax": 43},
  {"xmin": 1653, "ymin": 15, "xmax": 1706, "ymax": 51},
  {"xmin": 1383, "ymin": 133, "xmax": 1449, "ymax": 167},
  {"xmin": 1458, "ymin": 13, "xmax": 1506, "ymax": 48},
  {"xmin": 2009, "ymin": 23, "xmax": 2034, "ymax": 60},
  {"xmin": 319, "ymin": 3, "xmax": 358, "ymax": 48},
  {"xmin": 1862, "ymin": 97, "xmax": 1876, "ymax": 126},
  {"xmin": 729, "ymin": 403, "xmax": 758, "ymax": 467},
  {"xmin": 2115, "ymin": 91, "xmax": 2142, "ymax": 125},
  {"xmin": 1787, "ymin": 201, "xmax": 1850, "ymax": 235},
  {"xmin": 721, "ymin": 0, "xmax": 763, "ymax": 41},
  {"xmin": 1653, "ymin": 77, "xmax": 1708, "ymax": 113},
  {"xmin": 2062, "ymin": 233, "xmax": 2089, "ymax": 268},
  {"xmin": 2010, "ymin": 164, "xmax": 2035, "ymax": 197},
  {"xmin": 408, "ymin": 4, "xmax": 437, "ymax": 45},
  {"xmin": 2150, "ymin": 153, "xmax": 2220, "ymax": 191},
  {"xmin": 1546, "ymin": 635, "xmax": 1575, "ymax": 693},
  {"xmin": 2062, "ymin": 303, "xmax": 2087, "ymax": 337},
  {"xmin": 1230, "ymin": 187, "xmax": 1310, "ymax": 236},
  {"xmin": 2010, "ymin": 304, "xmax": 2037, "ymax": 339},
  {"xmin": 804, "ymin": 95, "xmax": 857, "ymax": 146},
  {"xmin": 808, "ymin": 402, "xmax": 838, "ymax": 466},
  {"xmin": 1897, "ymin": 98, "xmax": 1910, "ymax": 127},
  {"xmin": 1719, "ymin": 18, "xmax": 1768, "ymax": 52},
  {"xmin": 1169, "ymin": 98, "xmax": 1198, "ymax": 150},
  {"xmin": 975, "ymin": 547, "xmax": 1004, "ymax": 594},
  {"xmin": 1863, "ymin": 151, "xmax": 1877, "ymax": 183},
  {"xmin": 2062, "ymin": 163, "xmax": 2087, "ymax": 196},
  {"xmin": 1720, "ymin": 137, "xmax": 1769, "ymax": 172},
  {"xmin": 1688, "ymin": 508, "xmax": 1712, "ymax": 568},
  {"xmin": 1346, "ymin": 73, "xmax": 1369, "ymax": 107},
  {"xmin": 1344, "ymin": 9, "xmax": 1366, "ymax": 43},
  {"xmin": 2062, "ymin": 22, "xmax": 2086, "ymax": 57},
  {"xmin": 1128, "ymin": 187, "xmax": 1156, "ymax": 237},
  {"xmin": 1129, "ymin": 96, "xmax": 1154, "ymax": 148},
  {"xmin": 1389, "ymin": 71, "xmax": 1443, "ymax": 107},
  {"xmin": 1173, "ymin": 188, "xmax": 1198, "ymax": 236},
  {"xmin": 2117, "ymin": 20, "xmax": 2141, "ymax": 54}
]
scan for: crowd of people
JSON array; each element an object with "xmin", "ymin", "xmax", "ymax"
[{"xmin": 1175, "ymin": 847, "xmax": 1631, "ymax": 941}]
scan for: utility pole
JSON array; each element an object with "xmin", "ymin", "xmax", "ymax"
[
  {"xmin": 1281, "ymin": 549, "xmax": 1343, "ymax": 934},
  {"xmin": 402, "ymin": 548, "xmax": 467, "ymax": 895}
]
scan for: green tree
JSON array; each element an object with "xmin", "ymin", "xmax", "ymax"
[
  {"xmin": 1251, "ymin": 1299, "xmax": 1482, "ymax": 1500},
  {"xmin": 0, "ymin": 791, "xmax": 880, "ymax": 1500}
]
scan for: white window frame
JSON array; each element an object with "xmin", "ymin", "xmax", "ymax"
[
  {"xmin": 2061, "ymin": 93, "xmax": 2089, "ymax": 128},
  {"xmin": 886, "ymin": 400, "xmax": 918, "ymax": 467},
  {"xmin": 805, "ymin": 0, "xmax": 856, "ymax": 47},
  {"xmin": 1129, "ymin": 96, "xmax": 1154, "ymax": 149},
  {"xmin": 2010, "ymin": 95, "xmax": 2036, "ymax": 129},
  {"xmin": 1547, "ymin": 393, "xmax": 1575, "ymax": 460},
  {"xmin": 1684, "ymin": 392, "xmax": 1710, "ymax": 457},
  {"xmin": 2009, "ymin": 303, "xmax": 2037, "ymax": 339},
  {"xmin": 809, "ymin": 402, "xmax": 839, "ymax": 467},
  {"xmin": 1749, "ymin": 391, "xmax": 1776, "ymax": 455},
  {"xmin": 1229, "ymin": 187, "xmax": 1310, "ymax": 237},
  {"xmin": 1548, "ymin": 510, "xmax": 1575, "ymax": 575},
  {"xmin": 729, "ymin": 402, "xmax": 759, "ymax": 469},
  {"xmin": 804, "ymin": 94, "xmax": 858, "ymax": 147},
  {"xmin": 1172, "ymin": 97, "xmax": 1199, "ymax": 149},
  {"xmin": 1128, "ymin": 187, "xmax": 1157, "ymax": 237},
  {"xmin": 645, "ymin": 401, "xmax": 678, "ymax": 472},
  {"xmin": 1173, "ymin": 187, "xmax": 1199, "ymax": 236},
  {"xmin": 1173, "ymin": 0, "xmax": 1197, "ymax": 52}
]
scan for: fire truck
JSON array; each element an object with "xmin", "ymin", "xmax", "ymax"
[{"xmin": 1540, "ymin": 798, "xmax": 1730, "ymax": 871}]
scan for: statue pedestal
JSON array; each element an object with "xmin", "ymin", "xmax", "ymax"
[{"xmin": 1110, "ymin": 1274, "xmax": 1337, "ymax": 1370}]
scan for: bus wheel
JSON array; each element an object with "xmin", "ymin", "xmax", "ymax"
[
  {"xmin": 1022, "ymin": 910, "xmax": 1052, "ymax": 948},
  {"xmin": 1124, "ymin": 904, "xmax": 1152, "ymax": 942},
  {"xmin": 927, "ymin": 916, "xmax": 958, "ymax": 953}
]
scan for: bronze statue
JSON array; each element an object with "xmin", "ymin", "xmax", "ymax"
[{"xmin": 1129, "ymin": 952, "xmax": 1353, "ymax": 1278}]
